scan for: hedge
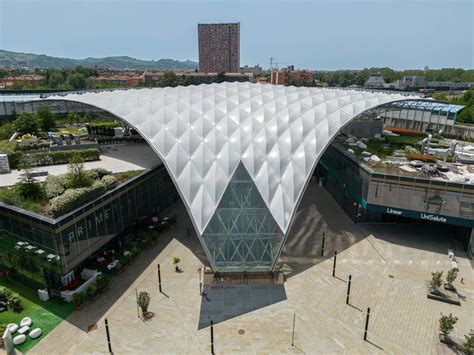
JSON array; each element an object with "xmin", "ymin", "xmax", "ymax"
[
  {"xmin": 50, "ymin": 180, "xmax": 107, "ymax": 217},
  {"xmin": 97, "ymin": 136, "xmax": 145, "ymax": 145},
  {"xmin": 8, "ymin": 148, "xmax": 100, "ymax": 169},
  {"xmin": 17, "ymin": 140, "xmax": 50, "ymax": 151},
  {"xmin": 87, "ymin": 122, "xmax": 120, "ymax": 137},
  {"xmin": 45, "ymin": 175, "xmax": 67, "ymax": 199},
  {"xmin": 101, "ymin": 175, "xmax": 118, "ymax": 189},
  {"xmin": 86, "ymin": 167, "xmax": 110, "ymax": 180}
]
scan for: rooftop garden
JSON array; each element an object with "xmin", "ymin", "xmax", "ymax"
[{"xmin": 0, "ymin": 155, "xmax": 143, "ymax": 217}]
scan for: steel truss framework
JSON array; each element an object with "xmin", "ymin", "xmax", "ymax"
[{"xmin": 48, "ymin": 83, "xmax": 416, "ymax": 272}]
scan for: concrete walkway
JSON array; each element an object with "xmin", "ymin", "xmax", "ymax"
[{"xmin": 26, "ymin": 184, "xmax": 473, "ymax": 354}]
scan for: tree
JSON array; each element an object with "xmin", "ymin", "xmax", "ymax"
[
  {"xmin": 18, "ymin": 156, "xmax": 44, "ymax": 200},
  {"xmin": 0, "ymin": 68, "xmax": 8, "ymax": 79},
  {"xmin": 66, "ymin": 154, "xmax": 92, "ymax": 188},
  {"xmin": 137, "ymin": 291, "xmax": 150, "ymax": 316},
  {"xmin": 37, "ymin": 104, "xmax": 56, "ymax": 131},
  {"xmin": 430, "ymin": 271, "xmax": 443, "ymax": 292},
  {"xmin": 158, "ymin": 71, "xmax": 178, "ymax": 87},
  {"xmin": 67, "ymin": 73, "xmax": 87, "ymax": 89},
  {"xmin": 46, "ymin": 70, "xmax": 64, "ymax": 88},
  {"xmin": 446, "ymin": 268, "xmax": 458, "ymax": 288},
  {"xmin": 439, "ymin": 313, "xmax": 458, "ymax": 341},
  {"xmin": 216, "ymin": 72, "xmax": 226, "ymax": 83},
  {"xmin": 462, "ymin": 330, "xmax": 474, "ymax": 355},
  {"xmin": 14, "ymin": 112, "xmax": 40, "ymax": 134}
]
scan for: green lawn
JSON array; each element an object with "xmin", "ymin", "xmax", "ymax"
[
  {"xmin": 0, "ymin": 279, "xmax": 74, "ymax": 354},
  {"xmin": 0, "ymin": 186, "xmax": 47, "ymax": 214}
]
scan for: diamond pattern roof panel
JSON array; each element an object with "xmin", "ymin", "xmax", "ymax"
[{"xmin": 51, "ymin": 83, "xmax": 415, "ymax": 234}]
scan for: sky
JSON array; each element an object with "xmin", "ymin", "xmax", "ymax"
[{"xmin": 0, "ymin": 0, "xmax": 472, "ymax": 70}]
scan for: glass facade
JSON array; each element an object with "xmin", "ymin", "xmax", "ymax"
[
  {"xmin": 367, "ymin": 175, "xmax": 474, "ymax": 221},
  {"xmin": 316, "ymin": 143, "xmax": 474, "ymax": 228},
  {"xmin": 202, "ymin": 163, "xmax": 284, "ymax": 272},
  {"xmin": 0, "ymin": 165, "xmax": 179, "ymax": 286}
]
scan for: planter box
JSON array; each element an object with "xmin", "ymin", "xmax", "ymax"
[
  {"xmin": 443, "ymin": 283, "xmax": 456, "ymax": 292},
  {"xmin": 426, "ymin": 283, "xmax": 461, "ymax": 305}
]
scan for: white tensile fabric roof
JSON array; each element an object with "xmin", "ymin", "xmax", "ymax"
[{"xmin": 52, "ymin": 83, "xmax": 412, "ymax": 235}]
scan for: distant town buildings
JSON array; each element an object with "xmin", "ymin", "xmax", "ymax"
[
  {"xmin": 271, "ymin": 66, "xmax": 314, "ymax": 86},
  {"xmin": 240, "ymin": 64, "xmax": 262, "ymax": 74},
  {"xmin": 198, "ymin": 23, "xmax": 240, "ymax": 73},
  {"xmin": 143, "ymin": 71, "xmax": 253, "ymax": 86},
  {"xmin": 89, "ymin": 74, "xmax": 142, "ymax": 87},
  {"xmin": 0, "ymin": 75, "xmax": 44, "ymax": 89},
  {"xmin": 364, "ymin": 73, "xmax": 386, "ymax": 88}
]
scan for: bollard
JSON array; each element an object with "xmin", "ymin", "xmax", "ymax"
[
  {"xmin": 321, "ymin": 233, "xmax": 325, "ymax": 257},
  {"xmin": 332, "ymin": 250, "xmax": 337, "ymax": 277},
  {"xmin": 291, "ymin": 313, "xmax": 296, "ymax": 346},
  {"xmin": 364, "ymin": 307, "xmax": 371, "ymax": 341},
  {"xmin": 210, "ymin": 319, "xmax": 214, "ymax": 354},
  {"xmin": 135, "ymin": 288, "xmax": 140, "ymax": 318},
  {"xmin": 105, "ymin": 318, "xmax": 113, "ymax": 354},
  {"xmin": 157, "ymin": 264, "xmax": 162, "ymax": 293},
  {"xmin": 346, "ymin": 275, "xmax": 352, "ymax": 305}
]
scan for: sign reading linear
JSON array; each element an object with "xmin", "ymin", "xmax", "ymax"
[
  {"xmin": 50, "ymin": 83, "xmax": 412, "ymax": 238},
  {"xmin": 370, "ymin": 204, "xmax": 472, "ymax": 228}
]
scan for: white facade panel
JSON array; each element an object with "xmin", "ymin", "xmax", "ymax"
[{"xmin": 51, "ymin": 83, "xmax": 414, "ymax": 235}]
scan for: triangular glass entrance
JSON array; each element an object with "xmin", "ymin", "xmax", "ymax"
[{"xmin": 202, "ymin": 163, "xmax": 284, "ymax": 272}]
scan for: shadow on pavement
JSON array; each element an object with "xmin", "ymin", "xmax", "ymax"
[
  {"xmin": 198, "ymin": 284, "xmax": 287, "ymax": 329},
  {"xmin": 62, "ymin": 202, "xmax": 208, "ymax": 333}
]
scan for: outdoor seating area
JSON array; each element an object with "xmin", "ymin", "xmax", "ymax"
[
  {"xmin": 0, "ymin": 276, "xmax": 75, "ymax": 353},
  {"xmin": 6, "ymin": 317, "xmax": 42, "ymax": 346}
]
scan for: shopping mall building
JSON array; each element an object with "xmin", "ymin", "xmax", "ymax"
[{"xmin": 0, "ymin": 83, "xmax": 472, "ymax": 289}]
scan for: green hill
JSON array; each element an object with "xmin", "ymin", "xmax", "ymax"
[{"xmin": 0, "ymin": 49, "xmax": 198, "ymax": 70}]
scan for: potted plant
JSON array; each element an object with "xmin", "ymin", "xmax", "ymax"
[
  {"xmin": 430, "ymin": 271, "xmax": 443, "ymax": 295},
  {"xmin": 11, "ymin": 297, "xmax": 23, "ymax": 313},
  {"xmin": 462, "ymin": 330, "xmax": 474, "ymax": 354},
  {"xmin": 439, "ymin": 313, "xmax": 458, "ymax": 343},
  {"xmin": 73, "ymin": 292, "xmax": 85, "ymax": 309},
  {"xmin": 131, "ymin": 247, "xmax": 139, "ymax": 260},
  {"xmin": 96, "ymin": 274, "xmax": 109, "ymax": 294},
  {"xmin": 173, "ymin": 257, "xmax": 181, "ymax": 272},
  {"xmin": 87, "ymin": 283, "xmax": 98, "ymax": 300},
  {"xmin": 145, "ymin": 234, "xmax": 155, "ymax": 249},
  {"xmin": 115, "ymin": 262, "xmax": 123, "ymax": 273},
  {"xmin": 137, "ymin": 291, "xmax": 150, "ymax": 317},
  {"xmin": 445, "ymin": 268, "xmax": 458, "ymax": 291}
]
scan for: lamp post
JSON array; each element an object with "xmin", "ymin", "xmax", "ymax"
[
  {"xmin": 321, "ymin": 232, "xmax": 325, "ymax": 257},
  {"xmin": 332, "ymin": 250, "xmax": 337, "ymax": 277}
]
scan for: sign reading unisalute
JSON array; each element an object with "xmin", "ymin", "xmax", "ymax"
[{"xmin": 365, "ymin": 204, "xmax": 473, "ymax": 228}]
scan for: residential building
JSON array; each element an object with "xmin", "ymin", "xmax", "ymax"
[
  {"xmin": 364, "ymin": 73, "xmax": 386, "ymax": 88},
  {"xmin": 0, "ymin": 75, "xmax": 44, "ymax": 89},
  {"xmin": 396, "ymin": 75, "xmax": 426, "ymax": 90},
  {"xmin": 240, "ymin": 64, "xmax": 263, "ymax": 74},
  {"xmin": 198, "ymin": 23, "xmax": 240, "ymax": 73},
  {"xmin": 270, "ymin": 67, "xmax": 314, "ymax": 86},
  {"xmin": 90, "ymin": 75, "xmax": 142, "ymax": 87}
]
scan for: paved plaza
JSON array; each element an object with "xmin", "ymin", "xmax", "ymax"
[{"xmin": 25, "ymin": 183, "xmax": 473, "ymax": 354}]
